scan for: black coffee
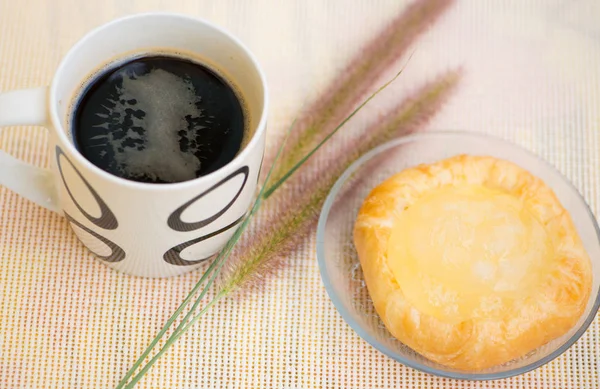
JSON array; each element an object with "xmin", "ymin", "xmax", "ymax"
[{"xmin": 72, "ymin": 55, "xmax": 246, "ymax": 183}]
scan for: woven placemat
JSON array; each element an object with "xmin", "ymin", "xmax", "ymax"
[{"xmin": 1, "ymin": 0, "xmax": 599, "ymax": 388}]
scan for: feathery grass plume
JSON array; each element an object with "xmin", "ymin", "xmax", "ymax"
[
  {"xmin": 118, "ymin": 68, "xmax": 406, "ymax": 389},
  {"xmin": 220, "ymin": 69, "xmax": 462, "ymax": 295},
  {"xmin": 116, "ymin": 122, "xmax": 297, "ymax": 389},
  {"xmin": 265, "ymin": 0, "xmax": 455, "ymax": 185}
]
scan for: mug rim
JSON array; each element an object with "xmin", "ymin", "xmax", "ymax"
[{"xmin": 48, "ymin": 12, "xmax": 269, "ymax": 191}]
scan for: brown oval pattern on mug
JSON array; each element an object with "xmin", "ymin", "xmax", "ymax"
[
  {"xmin": 167, "ymin": 166, "xmax": 249, "ymax": 232},
  {"xmin": 56, "ymin": 146, "xmax": 119, "ymax": 230},
  {"xmin": 64, "ymin": 213, "xmax": 126, "ymax": 262},
  {"xmin": 163, "ymin": 215, "xmax": 244, "ymax": 266}
]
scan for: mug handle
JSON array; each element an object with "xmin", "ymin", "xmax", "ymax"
[{"xmin": 0, "ymin": 87, "xmax": 61, "ymax": 213}]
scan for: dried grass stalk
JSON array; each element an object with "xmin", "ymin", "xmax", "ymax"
[{"xmin": 220, "ymin": 70, "xmax": 461, "ymax": 296}]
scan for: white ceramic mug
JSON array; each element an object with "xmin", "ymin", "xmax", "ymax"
[{"xmin": 0, "ymin": 13, "xmax": 268, "ymax": 278}]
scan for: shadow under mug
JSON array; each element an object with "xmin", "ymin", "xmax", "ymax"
[{"xmin": 0, "ymin": 13, "xmax": 269, "ymax": 278}]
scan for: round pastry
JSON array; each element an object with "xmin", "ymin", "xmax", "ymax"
[{"xmin": 353, "ymin": 155, "xmax": 592, "ymax": 370}]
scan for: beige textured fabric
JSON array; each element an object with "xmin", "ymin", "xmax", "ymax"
[{"xmin": 1, "ymin": 0, "xmax": 600, "ymax": 388}]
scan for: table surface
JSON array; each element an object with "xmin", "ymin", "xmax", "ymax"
[{"xmin": 1, "ymin": 0, "xmax": 600, "ymax": 388}]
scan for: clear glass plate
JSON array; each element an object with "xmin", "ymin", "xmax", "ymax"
[{"xmin": 316, "ymin": 131, "xmax": 600, "ymax": 380}]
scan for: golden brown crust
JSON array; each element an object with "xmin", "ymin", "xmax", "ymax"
[{"xmin": 353, "ymin": 155, "xmax": 592, "ymax": 370}]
